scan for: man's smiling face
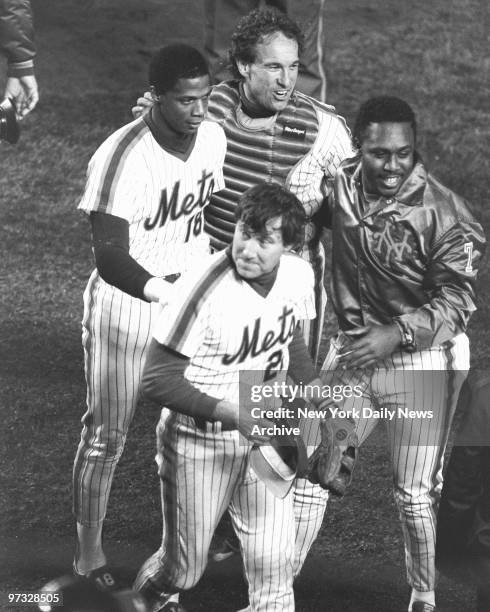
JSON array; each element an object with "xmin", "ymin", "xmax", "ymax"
[
  {"xmin": 360, "ymin": 122, "xmax": 415, "ymax": 198},
  {"xmin": 238, "ymin": 32, "xmax": 299, "ymax": 114}
]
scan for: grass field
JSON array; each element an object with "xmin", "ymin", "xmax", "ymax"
[{"xmin": 0, "ymin": 0, "xmax": 488, "ymax": 610}]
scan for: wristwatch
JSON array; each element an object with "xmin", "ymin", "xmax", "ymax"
[{"xmin": 393, "ymin": 319, "xmax": 417, "ymax": 352}]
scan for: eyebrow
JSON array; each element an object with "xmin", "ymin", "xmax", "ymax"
[
  {"xmin": 176, "ymin": 88, "xmax": 211, "ymax": 98},
  {"xmin": 241, "ymin": 223, "xmax": 282, "ymax": 236},
  {"xmin": 263, "ymin": 60, "xmax": 299, "ymax": 66},
  {"xmin": 369, "ymin": 145, "xmax": 413, "ymax": 152}
]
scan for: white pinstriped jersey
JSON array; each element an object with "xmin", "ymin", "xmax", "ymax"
[
  {"xmin": 78, "ymin": 117, "xmax": 226, "ymax": 277},
  {"xmin": 153, "ymin": 250, "xmax": 316, "ymax": 404}
]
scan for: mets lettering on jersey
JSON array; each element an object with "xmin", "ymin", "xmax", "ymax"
[
  {"xmin": 144, "ymin": 168, "xmax": 215, "ymax": 231},
  {"xmin": 153, "ymin": 249, "xmax": 315, "ymax": 405},
  {"xmin": 222, "ymin": 305, "xmax": 297, "ymax": 366}
]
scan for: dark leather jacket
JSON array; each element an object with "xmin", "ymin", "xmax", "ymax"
[
  {"xmin": 326, "ymin": 154, "xmax": 486, "ymax": 349},
  {"xmin": 0, "ymin": 0, "xmax": 35, "ymax": 72}
]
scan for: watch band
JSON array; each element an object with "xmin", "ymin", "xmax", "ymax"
[{"xmin": 393, "ymin": 319, "xmax": 417, "ymax": 352}]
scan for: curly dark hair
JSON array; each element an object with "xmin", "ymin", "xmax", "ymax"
[
  {"xmin": 353, "ymin": 96, "xmax": 417, "ymax": 147},
  {"xmin": 229, "ymin": 8, "xmax": 304, "ymax": 80},
  {"xmin": 235, "ymin": 182, "xmax": 306, "ymax": 249}
]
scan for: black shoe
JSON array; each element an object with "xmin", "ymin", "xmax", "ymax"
[{"xmin": 73, "ymin": 563, "xmax": 121, "ymax": 591}]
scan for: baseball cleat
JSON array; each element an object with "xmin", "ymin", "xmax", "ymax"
[
  {"xmin": 411, "ymin": 603, "xmax": 436, "ymax": 612},
  {"xmin": 73, "ymin": 563, "xmax": 121, "ymax": 591}
]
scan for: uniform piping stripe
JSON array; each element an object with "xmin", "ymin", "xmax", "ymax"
[
  {"xmin": 97, "ymin": 121, "xmax": 147, "ymax": 214},
  {"xmin": 165, "ymin": 254, "xmax": 231, "ymax": 352}
]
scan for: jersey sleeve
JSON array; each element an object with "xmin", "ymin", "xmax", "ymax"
[
  {"xmin": 285, "ymin": 109, "xmax": 355, "ymax": 219},
  {"xmin": 319, "ymin": 112, "xmax": 355, "ymax": 187},
  {"xmin": 395, "ymin": 216, "xmax": 486, "ymax": 348},
  {"xmin": 152, "ymin": 267, "xmax": 213, "ymax": 358},
  {"xmin": 78, "ymin": 123, "xmax": 146, "ymax": 222},
  {"xmin": 0, "ymin": 0, "xmax": 36, "ymax": 66}
]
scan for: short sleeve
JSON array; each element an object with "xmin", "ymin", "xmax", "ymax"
[
  {"xmin": 78, "ymin": 122, "xmax": 146, "ymax": 222},
  {"xmin": 152, "ymin": 268, "xmax": 212, "ymax": 358}
]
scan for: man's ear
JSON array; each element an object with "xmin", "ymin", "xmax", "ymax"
[{"xmin": 236, "ymin": 60, "xmax": 251, "ymax": 80}]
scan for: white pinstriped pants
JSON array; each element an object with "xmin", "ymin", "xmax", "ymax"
[
  {"xmin": 301, "ymin": 332, "xmax": 469, "ymax": 591},
  {"xmin": 73, "ymin": 273, "xmax": 161, "ymax": 526},
  {"xmin": 134, "ymin": 412, "xmax": 296, "ymax": 612}
]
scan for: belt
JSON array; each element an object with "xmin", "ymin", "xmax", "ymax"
[{"xmin": 163, "ymin": 273, "xmax": 181, "ymax": 283}]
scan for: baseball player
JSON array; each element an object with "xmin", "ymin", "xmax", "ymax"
[
  {"xmin": 72, "ymin": 44, "xmax": 226, "ymax": 582},
  {"xmin": 133, "ymin": 182, "xmax": 326, "ymax": 612},
  {"xmin": 312, "ymin": 96, "xmax": 486, "ymax": 612},
  {"xmin": 132, "ymin": 9, "xmax": 354, "ymax": 571}
]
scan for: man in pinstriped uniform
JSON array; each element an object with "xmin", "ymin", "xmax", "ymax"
[
  {"xmin": 132, "ymin": 7, "xmax": 355, "ymax": 576},
  {"xmin": 72, "ymin": 44, "xmax": 226, "ymax": 583},
  {"xmin": 134, "ymin": 183, "xmax": 326, "ymax": 612},
  {"xmin": 313, "ymin": 96, "xmax": 486, "ymax": 612},
  {"xmin": 203, "ymin": 10, "xmax": 353, "ymax": 571}
]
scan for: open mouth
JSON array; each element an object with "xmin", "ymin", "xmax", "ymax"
[
  {"xmin": 273, "ymin": 90, "xmax": 290, "ymax": 100},
  {"xmin": 380, "ymin": 175, "xmax": 402, "ymax": 189}
]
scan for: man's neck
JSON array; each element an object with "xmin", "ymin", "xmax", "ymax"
[
  {"xmin": 239, "ymin": 82, "xmax": 276, "ymax": 119},
  {"xmin": 227, "ymin": 248, "xmax": 279, "ymax": 297},
  {"xmin": 246, "ymin": 266, "xmax": 279, "ymax": 297},
  {"xmin": 148, "ymin": 106, "xmax": 196, "ymax": 157}
]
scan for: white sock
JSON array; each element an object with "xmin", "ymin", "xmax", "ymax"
[{"xmin": 409, "ymin": 588, "xmax": 435, "ymax": 610}]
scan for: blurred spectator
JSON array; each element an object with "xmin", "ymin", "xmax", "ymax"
[{"xmin": 0, "ymin": 0, "xmax": 38, "ymax": 118}]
